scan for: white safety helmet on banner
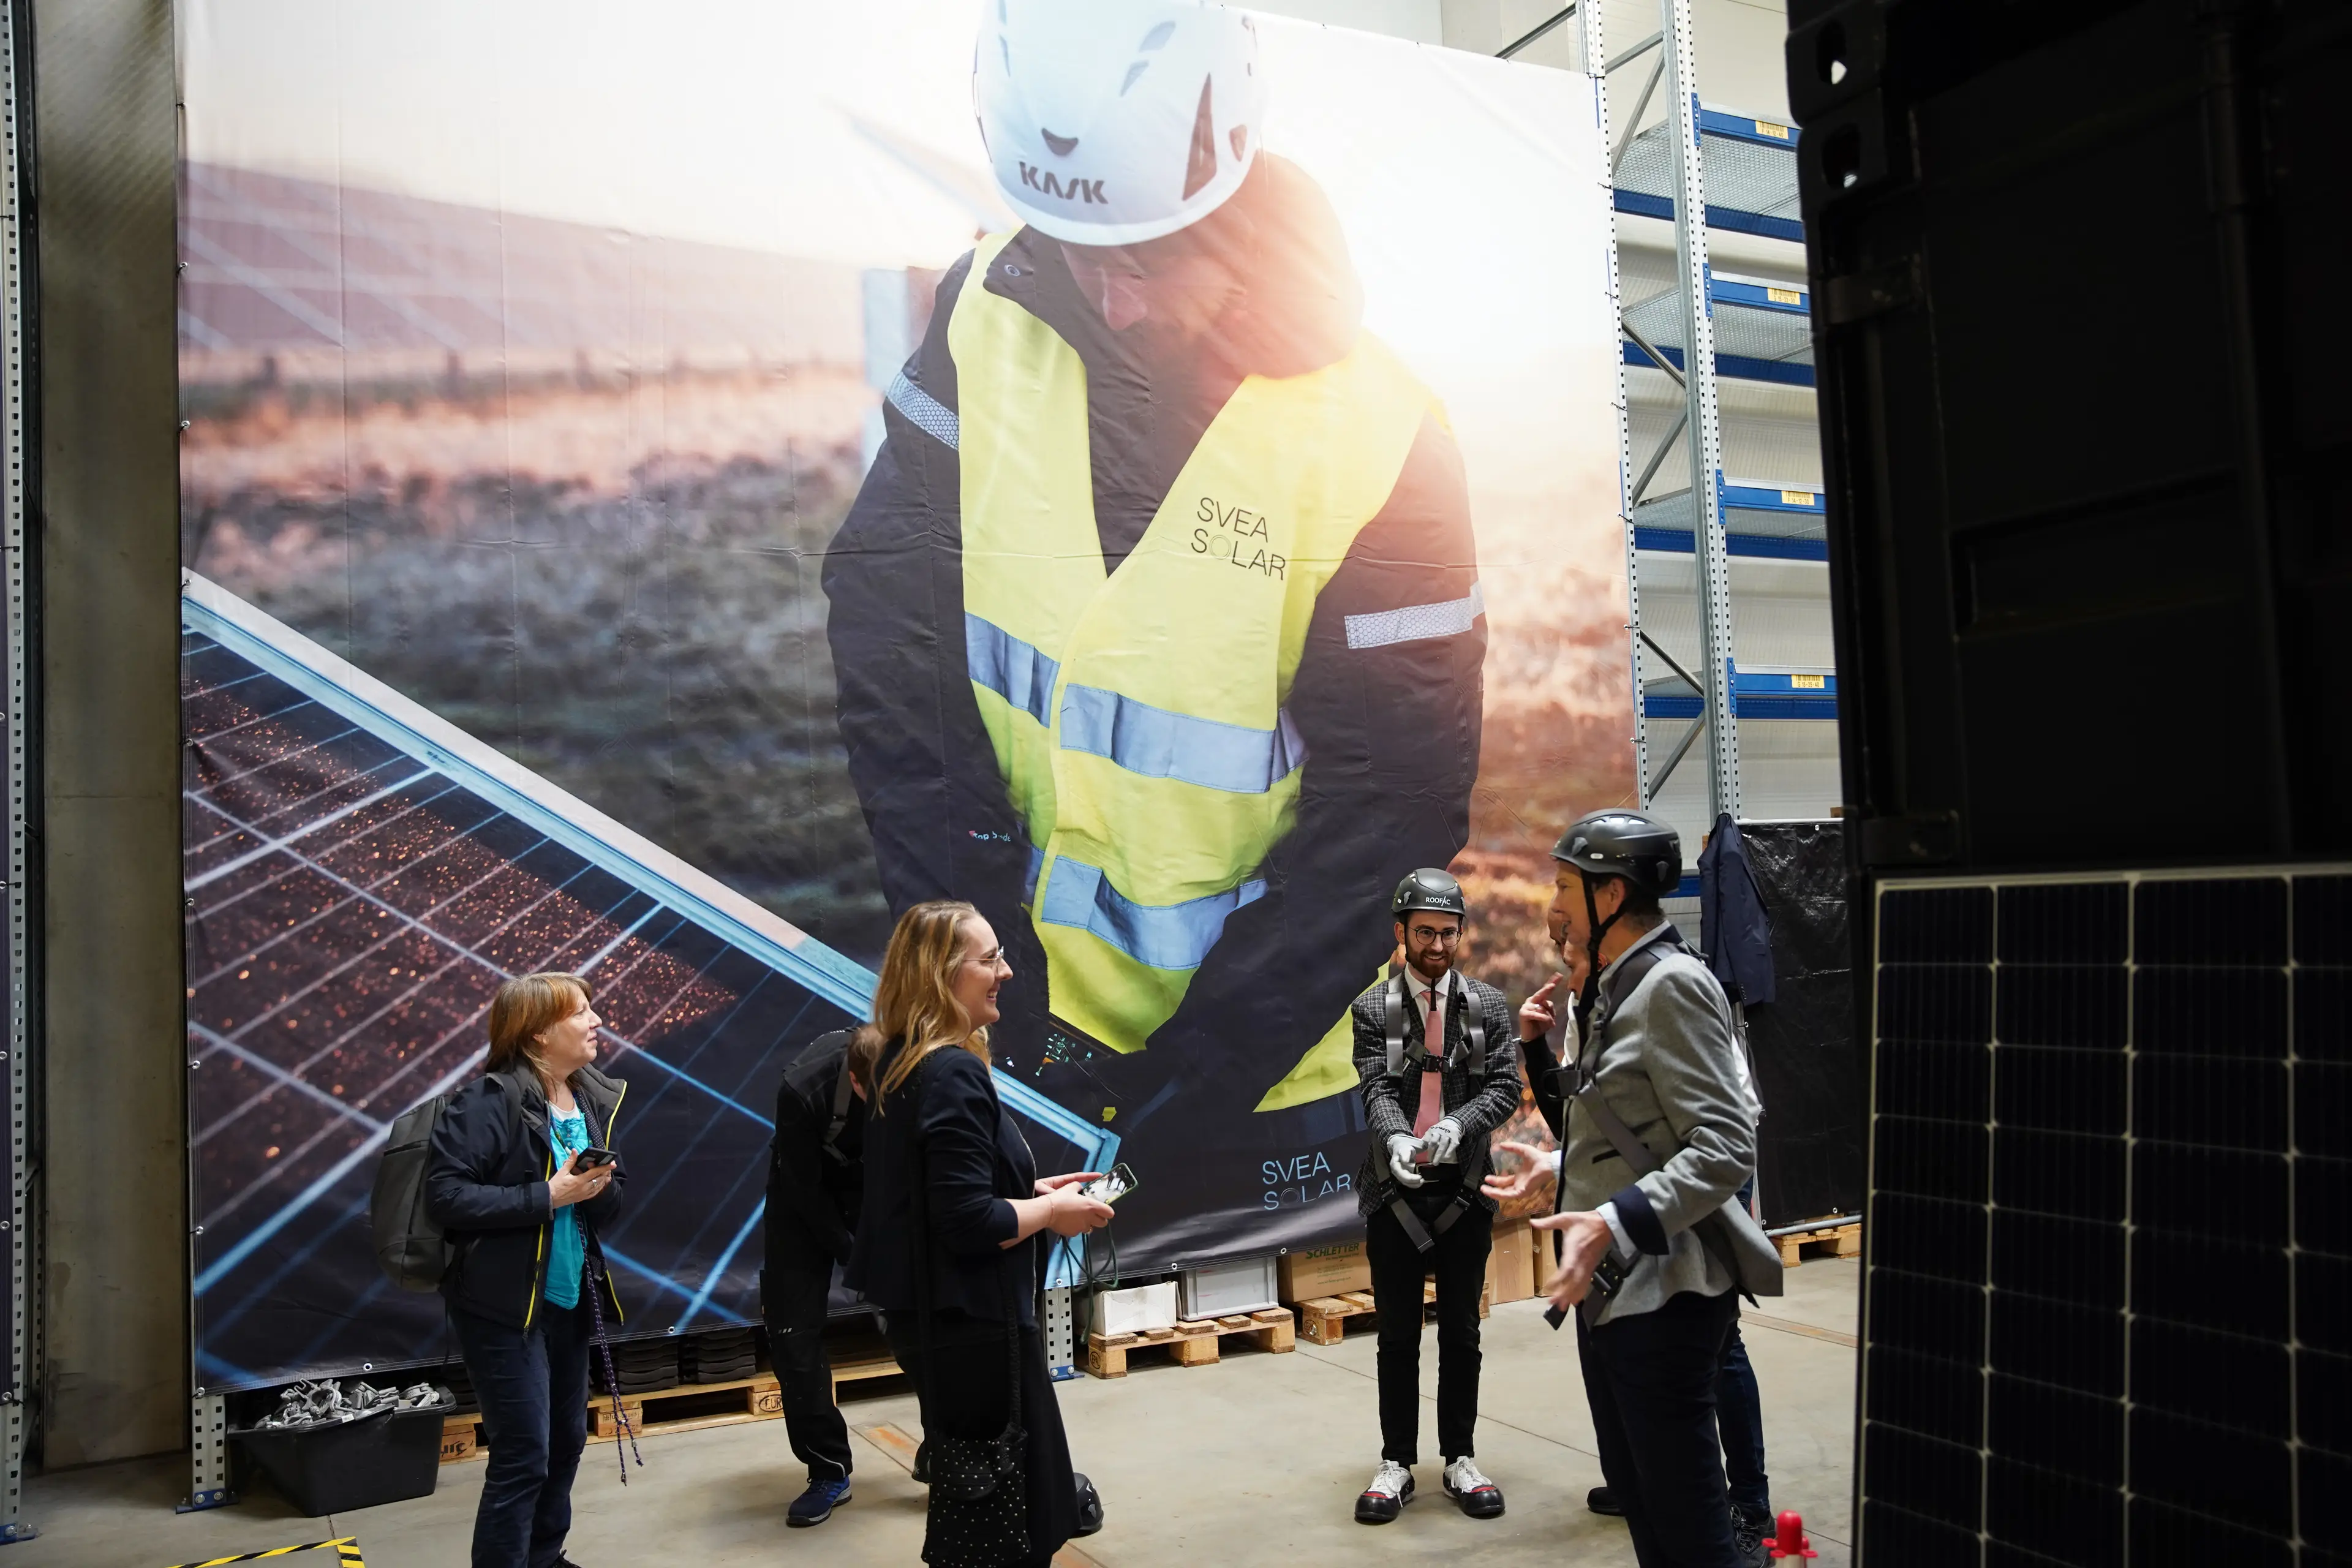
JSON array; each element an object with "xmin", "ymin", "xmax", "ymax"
[{"xmin": 974, "ymin": 0, "xmax": 1267, "ymax": 247}]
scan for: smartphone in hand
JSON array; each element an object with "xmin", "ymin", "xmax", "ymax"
[
  {"xmin": 570, "ymin": 1147, "xmax": 617, "ymax": 1172},
  {"xmin": 1081, "ymin": 1163, "xmax": 1139, "ymax": 1205}
]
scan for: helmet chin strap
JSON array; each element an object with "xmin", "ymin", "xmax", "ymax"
[{"xmin": 1574, "ymin": 872, "xmax": 1629, "ymax": 1036}]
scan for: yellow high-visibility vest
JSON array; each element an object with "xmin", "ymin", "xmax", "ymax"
[{"xmin": 950, "ymin": 231, "xmax": 1439, "ymax": 1099}]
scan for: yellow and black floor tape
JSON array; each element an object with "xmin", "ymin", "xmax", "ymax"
[{"xmin": 168, "ymin": 1537, "xmax": 363, "ymax": 1568}]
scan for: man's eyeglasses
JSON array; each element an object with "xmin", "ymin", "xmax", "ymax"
[{"xmin": 1408, "ymin": 926, "xmax": 1463, "ymax": 945}]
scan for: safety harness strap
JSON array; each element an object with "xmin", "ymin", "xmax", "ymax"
[
  {"xmin": 1387, "ymin": 1193, "xmax": 1473, "ymax": 1254},
  {"xmin": 1381, "ymin": 968, "xmax": 1488, "ymax": 1078}
]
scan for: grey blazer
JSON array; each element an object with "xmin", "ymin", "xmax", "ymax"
[{"xmin": 1559, "ymin": 924, "xmax": 1757, "ymax": 1325}]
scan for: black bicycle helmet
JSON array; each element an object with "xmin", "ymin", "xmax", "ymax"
[
  {"xmin": 1551, "ymin": 809, "xmax": 1683, "ymax": 897},
  {"xmin": 1390, "ymin": 868, "xmax": 1468, "ymax": 920},
  {"xmin": 1553, "ymin": 810, "xmax": 1683, "ymax": 1022}
]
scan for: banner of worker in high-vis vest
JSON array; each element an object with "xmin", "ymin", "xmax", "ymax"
[{"xmin": 175, "ymin": 0, "xmax": 1629, "ymax": 1385}]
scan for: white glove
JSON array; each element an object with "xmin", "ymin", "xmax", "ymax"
[
  {"xmin": 1385, "ymin": 1134, "xmax": 1427, "ymax": 1188},
  {"xmin": 1420, "ymin": 1117, "xmax": 1464, "ymax": 1166}
]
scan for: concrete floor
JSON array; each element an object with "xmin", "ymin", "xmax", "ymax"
[{"xmin": 23, "ymin": 1259, "xmax": 1858, "ymax": 1567}]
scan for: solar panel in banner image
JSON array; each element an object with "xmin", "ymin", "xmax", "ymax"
[
  {"xmin": 1860, "ymin": 871, "xmax": 2349, "ymax": 1567},
  {"xmin": 182, "ymin": 628, "xmax": 859, "ymax": 1388}
]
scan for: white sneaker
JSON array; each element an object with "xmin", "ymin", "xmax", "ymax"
[
  {"xmin": 1355, "ymin": 1459, "xmax": 1415, "ymax": 1525},
  {"xmin": 1444, "ymin": 1456, "xmax": 1506, "ymax": 1518}
]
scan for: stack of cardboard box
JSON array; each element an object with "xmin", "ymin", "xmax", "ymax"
[{"xmin": 1274, "ymin": 1220, "xmax": 1545, "ymax": 1311}]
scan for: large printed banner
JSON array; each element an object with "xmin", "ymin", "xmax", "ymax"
[{"xmin": 178, "ymin": 0, "xmax": 1631, "ymax": 1387}]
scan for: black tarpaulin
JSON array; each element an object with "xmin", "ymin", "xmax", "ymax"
[{"xmin": 1736, "ymin": 820, "xmax": 1862, "ymax": 1227}]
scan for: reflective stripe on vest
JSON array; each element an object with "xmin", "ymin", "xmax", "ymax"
[{"xmin": 951, "ymin": 229, "xmax": 1438, "ymax": 1054}]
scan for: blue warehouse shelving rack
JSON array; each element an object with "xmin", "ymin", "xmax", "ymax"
[{"xmin": 1544, "ymin": 0, "xmax": 1833, "ymax": 837}]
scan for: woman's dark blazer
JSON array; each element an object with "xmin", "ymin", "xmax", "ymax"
[{"xmin": 846, "ymin": 1039, "xmax": 1038, "ymax": 1326}]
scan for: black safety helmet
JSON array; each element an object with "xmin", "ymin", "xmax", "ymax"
[
  {"xmin": 1552, "ymin": 809, "xmax": 1682, "ymax": 1019},
  {"xmin": 1550, "ymin": 809, "xmax": 1683, "ymax": 897},
  {"xmin": 1391, "ymin": 868, "xmax": 1468, "ymax": 921}
]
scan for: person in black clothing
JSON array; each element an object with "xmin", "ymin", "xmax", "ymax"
[
  {"xmin": 823, "ymin": 12, "xmax": 1487, "ymax": 1257},
  {"xmin": 845, "ymin": 900, "xmax": 1112, "ymax": 1568},
  {"xmin": 763, "ymin": 1028, "xmax": 868, "ymax": 1528},
  {"xmin": 426, "ymin": 972, "xmax": 625, "ymax": 1568},
  {"xmin": 1349, "ymin": 870, "xmax": 1524, "ymax": 1526}
]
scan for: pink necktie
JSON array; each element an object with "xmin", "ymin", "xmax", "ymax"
[{"xmin": 1411, "ymin": 985, "xmax": 1443, "ymax": 1162}]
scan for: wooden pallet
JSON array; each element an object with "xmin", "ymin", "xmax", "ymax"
[
  {"xmin": 1297, "ymin": 1278, "xmax": 1491, "ymax": 1347},
  {"xmin": 830, "ymin": 1344, "xmax": 905, "ymax": 1401},
  {"xmin": 589, "ymin": 1371, "xmax": 783, "ymax": 1439},
  {"xmin": 1777, "ymin": 1221, "xmax": 1861, "ymax": 1266},
  {"xmin": 441, "ymin": 1413, "xmax": 484, "ymax": 1464},
  {"xmin": 1086, "ymin": 1308, "xmax": 1296, "ymax": 1378}
]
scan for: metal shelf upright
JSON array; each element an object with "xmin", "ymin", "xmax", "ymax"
[
  {"xmin": 1, "ymin": 0, "xmax": 31, "ymax": 1538},
  {"xmin": 1581, "ymin": 0, "xmax": 1813, "ymax": 827}
]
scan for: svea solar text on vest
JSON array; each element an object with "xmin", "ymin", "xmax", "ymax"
[{"xmin": 1194, "ymin": 496, "xmax": 1289, "ymax": 579}]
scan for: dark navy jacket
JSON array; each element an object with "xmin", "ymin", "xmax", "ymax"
[
  {"xmin": 846, "ymin": 1041, "xmax": 1038, "ymax": 1327},
  {"xmin": 424, "ymin": 1063, "xmax": 627, "ymax": 1330},
  {"xmin": 1698, "ymin": 813, "xmax": 1776, "ymax": 1006}
]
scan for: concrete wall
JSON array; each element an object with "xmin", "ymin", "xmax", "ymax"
[{"xmin": 34, "ymin": 0, "xmax": 188, "ymax": 1465}]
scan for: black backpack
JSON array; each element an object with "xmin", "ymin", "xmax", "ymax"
[{"xmin": 371, "ymin": 1075, "xmax": 522, "ymax": 1292}]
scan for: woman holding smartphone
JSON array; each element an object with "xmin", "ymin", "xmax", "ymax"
[
  {"xmin": 426, "ymin": 971, "xmax": 626, "ymax": 1568},
  {"xmin": 847, "ymin": 901, "xmax": 1113, "ymax": 1568}
]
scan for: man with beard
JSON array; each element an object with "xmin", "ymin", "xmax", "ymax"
[
  {"xmin": 1348, "ymin": 869, "xmax": 1521, "ymax": 1525},
  {"xmin": 823, "ymin": 0, "xmax": 1484, "ymax": 1255}
]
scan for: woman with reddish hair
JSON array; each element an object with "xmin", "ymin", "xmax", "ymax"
[{"xmin": 426, "ymin": 971, "xmax": 625, "ymax": 1568}]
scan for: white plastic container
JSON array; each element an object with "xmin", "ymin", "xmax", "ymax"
[
  {"xmin": 1178, "ymin": 1256, "xmax": 1280, "ymax": 1320},
  {"xmin": 1085, "ymin": 1281, "xmax": 1178, "ymax": 1338}
]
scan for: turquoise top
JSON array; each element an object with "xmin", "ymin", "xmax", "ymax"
[{"xmin": 544, "ymin": 1107, "xmax": 589, "ymax": 1310}]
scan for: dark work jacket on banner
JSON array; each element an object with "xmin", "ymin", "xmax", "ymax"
[
  {"xmin": 766, "ymin": 1031, "xmax": 865, "ymax": 1268},
  {"xmin": 1698, "ymin": 813, "xmax": 1776, "ymax": 1006},
  {"xmin": 821, "ymin": 156, "xmax": 1485, "ymax": 1267}
]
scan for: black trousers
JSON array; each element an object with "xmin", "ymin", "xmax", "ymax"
[
  {"xmin": 887, "ymin": 1312, "xmax": 1077, "ymax": 1568},
  {"xmin": 451, "ymin": 1299, "xmax": 590, "ymax": 1568},
  {"xmin": 762, "ymin": 1254, "xmax": 853, "ymax": 1484},
  {"xmin": 1577, "ymin": 1286, "xmax": 1742, "ymax": 1568},
  {"xmin": 1718, "ymin": 1324, "xmax": 1769, "ymax": 1520},
  {"xmin": 1364, "ymin": 1186, "xmax": 1493, "ymax": 1464}
]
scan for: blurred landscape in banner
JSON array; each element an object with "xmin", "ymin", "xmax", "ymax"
[{"xmin": 180, "ymin": 162, "xmax": 903, "ymax": 962}]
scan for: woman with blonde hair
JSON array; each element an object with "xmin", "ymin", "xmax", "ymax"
[
  {"xmin": 846, "ymin": 901, "xmax": 1112, "ymax": 1567},
  {"xmin": 426, "ymin": 971, "xmax": 626, "ymax": 1568}
]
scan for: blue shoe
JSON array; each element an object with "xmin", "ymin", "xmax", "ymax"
[{"xmin": 787, "ymin": 1476, "xmax": 851, "ymax": 1528}]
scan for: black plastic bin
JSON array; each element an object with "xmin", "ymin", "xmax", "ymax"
[{"xmin": 230, "ymin": 1395, "xmax": 456, "ymax": 1517}]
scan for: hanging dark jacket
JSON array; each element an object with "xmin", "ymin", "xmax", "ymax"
[
  {"xmin": 821, "ymin": 154, "xmax": 1485, "ymax": 1117},
  {"xmin": 1699, "ymin": 813, "xmax": 1776, "ymax": 1006},
  {"xmin": 424, "ymin": 1062, "xmax": 627, "ymax": 1331}
]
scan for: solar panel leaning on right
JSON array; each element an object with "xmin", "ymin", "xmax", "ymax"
[{"xmin": 1861, "ymin": 870, "xmax": 2350, "ymax": 1567}]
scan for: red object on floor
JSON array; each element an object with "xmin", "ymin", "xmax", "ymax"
[{"xmin": 1770, "ymin": 1511, "xmax": 1817, "ymax": 1560}]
